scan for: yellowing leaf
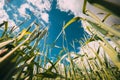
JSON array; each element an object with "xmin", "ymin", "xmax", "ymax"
[
  {"xmin": 17, "ymin": 29, "xmax": 31, "ymax": 40},
  {"xmin": 63, "ymin": 17, "xmax": 80, "ymax": 30}
]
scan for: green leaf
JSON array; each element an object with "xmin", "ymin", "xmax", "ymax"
[
  {"xmin": 0, "ymin": 22, "xmax": 5, "ymax": 27},
  {"xmin": 82, "ymin": 0, "xmax": 87, "ymax": 14},
  {"xmin": 87, "ymin": 20, "xmax": 108, "ymax": 35},
  {"xmin": 97, "ymin": 46, "xmax": 100, "ymax": 54},
  {"xmin": 2, "ymin": 21, "xmax": 8, "ymax": 37}
]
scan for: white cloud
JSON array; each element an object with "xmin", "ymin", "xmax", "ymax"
[
  {"xmin": 57, "ymin": 0, "xmax": 83, "ymax": 16},
  {"xmin": 0, "ymin": 0, "xmax": 51, "ymax": 33},
  {"xmin": 18, "ymin": 3, "xmax": 33, "ymax": 17},
  {"xmin": 41, "ymin": 12, "xmax": 49, "ymax": 23},
  {"xmin": 13, "ymin": 13, "xmax": 18, "ymax": 19},
  {"xmin": 27, "ymin": 0, "xmax": 52, "ymax": 11},
  {"xmin": 0, "ymin": 1, "xmax": 9, "ymax": 22},
  {"xmin": 78, "ymin": 41, "xmax": 104, "ymax": 57},
  {"xmin": 0, "ymin": 0, "xmax": 19, "ymax": 32},
  {"xmin": 18, "ymin": 0, "xmax": 52, "ymax": 23},
  {"xmin": 0, "ymin": 0, "xmax": 52, "ymax": 33},
  {"xmin": 0, "ymin": 1, "xmax": 5, "ymax": 8}
]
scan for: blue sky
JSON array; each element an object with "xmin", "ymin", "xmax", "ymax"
[
  {"xmin": 48, "ymin": 1, "xmax": 86, "ymax": 57},
  {"xmin": 0, "ymin": 0, "xmax": 88, "ymax": 58}
]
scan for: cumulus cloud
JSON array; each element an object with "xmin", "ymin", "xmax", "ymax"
[
  {"xmin": 27, "ymin": 0, "xmax": 52, "ymax": 11},
  {"xmin": 18, "ymin": 0, "xmax": 52, "ymax": 23},
  {"xmin": 78, "ymin": 41, "xmax": 104, "ymax": 57},
  {"xmin": 0, "ymin": 0, "xmax": 19, "ymax": 32},
  {"xmin": 18, "ymin": 3, "xmax": 33, "ymax": 17},
  {"xmin": 41, "ymin": 13, "xmax": 49, "ymax": 23},
  {"xmin": 57, "ymin": 0, "xmax": 83, "ymax": 16},
  {"xmin": 0, "ymin": 0, "xmax": 53, "ymax": 33},
  {"xmin": 0, "ymin": 1, "xmax": 9, "ymax": 22}
]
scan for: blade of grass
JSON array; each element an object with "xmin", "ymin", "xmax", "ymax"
[
  {"xmin": 102, "ymin": 13, "xmax": 111, "ymax": 22},
  {"xmin": 86, "ymin": 10, "xmax": 120, "ymax": 37},
  {"xmin": 63, "ymin": 17, "xmax": 80, "ymax": 30},
  {"xmin": 0, "ymin": 26, "xmax": 37, "ymax": 63},
  {"xmin": 100, "ymin": 42, "xmax": 120, "ymax": 69},
  {"xmin": 0, "ymin": 39, "xmax": 15, "ymax": 48},
  {"xmin": 1, "ymin": 21, "xmax": 8, "ymax": 37},
  {"xmin": 82, "ymin": 0, "xmax": 87, "ymax": 14},
  {"xmin": 0, "ymin": 22, "xmax": 5, "ymax": 27}
]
